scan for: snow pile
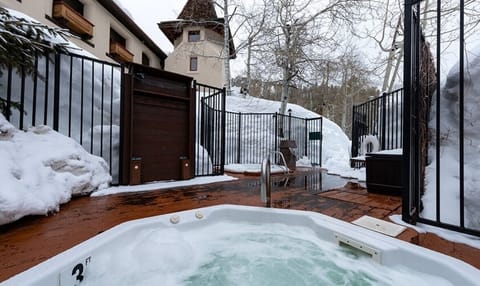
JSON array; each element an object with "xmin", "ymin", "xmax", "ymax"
[
  {"xmin": 195, "ymin": 143, "xmax": 213, "ymax": 175},
  {"xmin": 224, "ymin": 164, "xmax": 288, "ymax": 174},
  {"xmin": 93, "ymin": 175, "xmax": 236, "ymax": 197},
  {"xmin": 0, "ymin": 114, "xmax": 111, "ymax": 225},
  {"xmin": 424, "ymin": 47, "xmax": 480, "ymax": 230},
  {"xmin": 2, "ymin": 9, "xmax": 122, "ymax": 181},
  {"xmin": 226, "ymin": 87, "xmax": 364, "ymax": 179}
]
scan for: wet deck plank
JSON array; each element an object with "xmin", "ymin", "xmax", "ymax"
[{"xmin": 0, "ymin": 174, "xmax": 478, "ymax": 281}]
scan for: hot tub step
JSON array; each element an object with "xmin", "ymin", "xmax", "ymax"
[{"xmin": 352, "ymin": 215, "xmax": 407, "ymax": 237}]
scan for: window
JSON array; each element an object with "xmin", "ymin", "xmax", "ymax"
[
  {"xmin": 188, "ymin": 30, "xmax": 200, "ymax": 42},
  {"xmin": 142, "ymin": 53, "xmax": 150, "ymax": 66},
  {"xmin": 51, "ymin": 0, "xmax": 93, "ymax": 39},
  {"xmin": 110, "ymin": 28, "xmax": 126, "ymax": 47},
  {"xmin": 190, "ymin": 57, "xmax": 198, "ymax": 71},
  {"xmin": 109, "ymin": 28, "xmax": 133, "ymax": 62},
  {"xmin": 55, "ymin": 0, "xmax": 83, "ymax": 15}
]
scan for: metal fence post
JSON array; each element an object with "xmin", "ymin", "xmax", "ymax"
[
  {"xmin": 304, "ymin": 119, "xmax": 308, "ymax": 157},
  {"xmin": 53, "ymin": 53, "xmax": 61, "ymax": 131},
  {"xmin": 351, "ymin": 105, "xmax": 357, "ymax": 158},
  {"xmin": 220, "ymin": 87, "xmax": 226, "ymax": 174},
  {"xmin": 381, "ymin": 92, "xmax": 387, "ymax": 150},
  {"xmin": 5, "ymin": 65, "xmax": 12, "ymax": 121},
  {"xmin": 19, "ymin": 67, "xmax": 25, "ymax": 130},
  {"xmin": 288, "ymin": 109, "xmax": 292, "ymax": 140},
  {"xmin": 237, "ymin": 112, "xmax": 242, "ymax": 163},
  {"xmin": 402, "ymin": 1, "xmax": 413, "ymax": 224},
  {"xmin": 320, "ymin": 118, "xmax": 323, "ymax": 166},
  {"xmin": 274, "ymin": 112, "xmax": 278, "ymax": 152}
]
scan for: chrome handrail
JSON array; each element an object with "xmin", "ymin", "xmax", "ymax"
[
  {"xmin": 269, "ymin": 151, "xmax": 289, "ymax": 175},
  {"xmin": 260, "ymin": 157, "xmax": 271, "ymax": 207}
]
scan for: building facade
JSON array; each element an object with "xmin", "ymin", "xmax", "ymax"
[
  {"xmin": 159, "ymin": 0, "xmax": 235, "ymax": 88},
  {"xmin": 0, "ymin": 0, "xmax": 166, "ymax": 68}
]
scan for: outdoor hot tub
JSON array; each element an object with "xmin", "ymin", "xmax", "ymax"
[{"xmin": 1, "ymin": 205, "xmax": 479, "ymax": 285}]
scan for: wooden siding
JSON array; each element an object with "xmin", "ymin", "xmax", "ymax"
[{"xmin": 121, "ymin": 64, "xmax": 194, "ymax": 184}]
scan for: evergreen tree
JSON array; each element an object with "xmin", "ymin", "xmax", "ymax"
[{"xmin": 0, "ymin": 7, "xmax": 70, "ymax": 117}]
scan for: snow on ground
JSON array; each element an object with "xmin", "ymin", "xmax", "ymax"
[
  {"xmin": 224, "ymin": 164, "xmax": 288, "ymax": 174},
  {"xmin": 424, "ymin": 47, "xmax": 480, "ymax": 231},
  {"xmin": 93, "ymin": 175, "xmax": 237, "ymax": 197},
  {"xmin": 0, "ymin": 80, "xmax": 362, "ymax": 224},
  {"xmin": 390, "ymin": 215, "xmax": 480, "ymax": 249},
  {"xmin": 226, "ymin": 87, "xmax": 365, "ymax": 180},
  {"xmin": 0, "ymin": 114, "xmax": 111, "ymax": 225}
]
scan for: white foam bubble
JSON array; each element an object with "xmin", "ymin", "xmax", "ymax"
[{"xmin": 81, "ymin": 221, "xmax": 454, "ymax": 286}]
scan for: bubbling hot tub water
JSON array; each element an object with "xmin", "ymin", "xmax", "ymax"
[
  {"xmin": 83, "ymin": 222, "xmax": 453, "ymax": 286},
  {"xmin": 2, "ymin": 205, "xmax": 479, "ymax": 286}
]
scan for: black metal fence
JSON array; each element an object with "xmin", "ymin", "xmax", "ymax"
[
  {"xmin": 195, "ymin": 82, "xmax": 226, "ymax": 176},
  {"xmin": 195, "ymin": 85, "xmax": 323, "ymax": 173},
  {"xmin": 0, "ymin": 52, "xmax": 123, "ymax": 183},
  {"xmin": 351, "ymin": 88, "xmax": 403, "ymax": 160},
  {"xmin": 404, "ymin": 1, "xmax": 479, "ymax": 236},
  {"xmin": 224, "ymin": 111, "xmax": 323, "ymax": 166}
]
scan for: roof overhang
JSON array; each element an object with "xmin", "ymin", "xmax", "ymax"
[{"xmin": 96, "ymin": 0, "xmax": 167, "ymax": 61}]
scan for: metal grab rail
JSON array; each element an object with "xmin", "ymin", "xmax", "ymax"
[
  {"xmin": 260, "ymin": 158, "xmax": 271, "ymax": 207},
  {"xmin": 269, "ymin": 151, "xmax": 289, "ymax": 175}
]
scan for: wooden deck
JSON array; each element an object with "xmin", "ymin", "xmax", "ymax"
[{"xmin": 1, "ymin": 171, "xmax": 479, "ymax": 282}]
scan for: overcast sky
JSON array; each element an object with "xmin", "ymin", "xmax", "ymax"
[{"xmin": 115, "ymin": 0, "xmax": 185, "ymax": 53}]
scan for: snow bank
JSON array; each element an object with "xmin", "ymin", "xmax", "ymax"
[
  {"xmin": 227, "ymin": 87, "xmax": 360, "ymax": 179},
  {"xmin": 0, "ymin": 114, "xmax": 111, "ymax": 225},
  {"xmin": 424, "ymin": 46, "xmax": 480, "ymax": 230}
]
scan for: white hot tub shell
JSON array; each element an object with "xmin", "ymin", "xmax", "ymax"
[{"xmin": 1, "ymin": 205, "xmax": 479, "ymax": 285}]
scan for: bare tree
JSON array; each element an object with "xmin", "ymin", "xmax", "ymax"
[
  {"xmin": 250, "ymin": 0, "xmax": 369, "ymax": 117},
  {"xmin": 358, "ymin": 0, "xmax": 480, "ymax": 92},
  {"xmin": 231, "ymin": 0, "xmax": 271, "ymax": 93},
  {"xmin": 337, "ymin": 44, "xmax": 371, "ymax": 132}
]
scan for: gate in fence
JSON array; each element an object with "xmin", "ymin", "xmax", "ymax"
[
  {"xmin": 404, "ymin": 0, "xmax": 480, "ymax": 236},
  {"xmin": 196, "ymin": 82, "xmax": 226, "ymax": 176},
  {"xmin": 224, "ymin": 110, "xmax": 322, "ymax": 166},
  {"xmin": 0, "ymin": 52, "xmax": 123, "ymax": 184},
  {"xmin": 351, "ymin": 88, "xmax": 403, "ymax": 161}
]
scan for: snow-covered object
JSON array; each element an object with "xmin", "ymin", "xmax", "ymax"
[
  {"xmin": 296, "ymin": 156, "xmax": 313, "ymax": 168},
  {"xmin": 195, "ymin": 143, "xmax": 213, "ymax": 175},
  {"xmin": 0, "ymin": 114, "xmax": 111, "ymax": 225},
  {"xmin": 360, "ymin": 134, "xmax": 380, "ymax": 155},
  {"xmin": 227, "ymin": 87, "xmax": 353, "ymax": 177},
  {"xmin": 424, "ymin": 47, "xmax": 480, "ymax": 229}
]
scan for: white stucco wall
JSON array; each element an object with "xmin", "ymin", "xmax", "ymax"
[
  {"xmin": 0, "ymin": 0, "xmax": 163, "ymax": 68},
  {"xmin": 165, "ymin": 26, "xmax": 225, "ymax": 88}
]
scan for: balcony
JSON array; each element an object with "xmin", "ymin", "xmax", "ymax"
[
  {"xmin": 109, "ymin": 42, "xmax": 134, "ymax": 63},
  {"xmin": 53, "ymin": 1, "xmax": 94, "ymax": 38}
]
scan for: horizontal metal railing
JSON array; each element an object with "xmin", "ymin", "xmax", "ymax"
[{"xmin": 351, "ymin": 88, "xmax": 403, "ymax": 161}]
